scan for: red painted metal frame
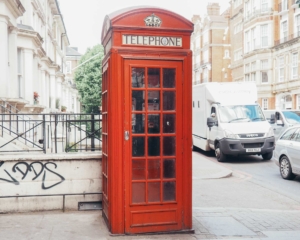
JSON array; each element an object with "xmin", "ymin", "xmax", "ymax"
[{"xmin": 101, "ymin": 6, "xmax": 193, "ymax": 235}]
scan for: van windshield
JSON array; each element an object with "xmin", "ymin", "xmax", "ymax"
[
  {"xmin": 218, "ymin": 105, "xmax": 265, "ymax": 123},
  {"xmin": 282, "ymin": 111, "xmax": 300, "ymax": 124}
]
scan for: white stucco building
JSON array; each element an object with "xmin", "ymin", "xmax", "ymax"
[{"xmin": 0, "ymin": 0, "xmax": 79, "ymax": 113}]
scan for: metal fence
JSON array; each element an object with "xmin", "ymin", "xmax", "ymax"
[{"xmin": 0, "ymin": 113, "xmax": 102, "ymax": 154}]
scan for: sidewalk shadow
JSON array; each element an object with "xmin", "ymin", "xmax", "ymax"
[
  {"xmin": 225, "ymin": 155, "xmax": 273, "ymax": 164},
  {"xmin": 192, "ymin": 146, "xmax": 215, "ymax": 157},
  {"xmin": 193, "ymin": 147, "xmax": 272, "ymax": 164}
]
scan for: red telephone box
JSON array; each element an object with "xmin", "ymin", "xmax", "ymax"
[{"xmin": 101, "ymin": 6, "xmax": 193, "ymax": 234}]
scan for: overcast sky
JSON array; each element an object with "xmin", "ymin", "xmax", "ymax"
[{"xmin": 58, "ymin": 0, "xmax": 229, "ymax": 54}]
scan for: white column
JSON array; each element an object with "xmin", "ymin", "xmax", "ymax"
[
  {"xmin": 23, "ymin": 49, "xmax": 34, "ymax": 104},
  {"xmin": 40, "ymin": 70, "xmax": 46, "ymax": 106},
  {"xmin": 32, "ymin": 55, "xmax": 39, "ymax": 94},
  {"xmin": 8, "ymin": 27, "xmax": 18, "ymax": 98},
  {"xmin": 0, "ymin": 16, "xmax": 8, "ymax": 97},
  {"xmin": 46, "ymin": 74, "xmax": 50, "ymax": 109},
  {"xmin": 56, "ymin": 78, "xmax": 62, "ymax": 110},
  {"xmin": 49, "ymin": 74, "xmax": 56, "ymax": 110}
]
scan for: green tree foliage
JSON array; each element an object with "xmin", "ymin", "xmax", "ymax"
[
  {"xmin": 74, "ymin": 44, "xmax": 104, "ymax": 113},
  {"xmin": 297, "ymin": 0, "xmax": 300, "ymax": 7}
]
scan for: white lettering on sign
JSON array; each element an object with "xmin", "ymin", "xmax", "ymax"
[{"xmin": 122, "ymin": 35, "xmax": 182, "ymax": 47}]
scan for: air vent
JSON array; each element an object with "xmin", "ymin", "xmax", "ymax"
[{"xmin": 78, "ymin": 201, "xmax": 102, "ymax": 211}]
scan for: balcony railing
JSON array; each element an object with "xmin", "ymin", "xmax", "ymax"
[
  {"xmin": 193, "ymin": 63, "xmax": 201, "ymax": 70},
  {"xmin": 274, "ymin": 33, "xmax": 300, "ymax": 46},
  {"xmin": 244, "ymin": 8, "xmax": 273, "ymax": 22},
  {"xmin": 200, "ymin": 58, "xmax": 212, "ymax": 66}
]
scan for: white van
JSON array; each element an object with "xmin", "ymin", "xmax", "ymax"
[
  {"xmin": 192, "ymin": 82, "xmax": 275, "ymax": 162},
  {"xmin": 263, "ymin": 110, "xmax": 300, "ymax": 140}
]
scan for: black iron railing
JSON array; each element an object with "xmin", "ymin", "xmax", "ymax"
[{"xmin": 0, "ymin": 113, "xmax": 102, "ymax": 153}]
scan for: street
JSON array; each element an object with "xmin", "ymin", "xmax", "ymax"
[
  {"xmin": 193, "ymin": 148, "xmax": 300, "ymax": 210},
  {"xmin": 191, "ymin": 149, "xmax": 300, "ymax": 239}
]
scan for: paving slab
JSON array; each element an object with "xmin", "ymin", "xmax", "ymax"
[
  {"xmin": 196, "ymin": 216, "xmax": 256, "ymax": 237},
  {"xmin": 262, "ymin": 231, "xmax": 300, "ymax": 240}
]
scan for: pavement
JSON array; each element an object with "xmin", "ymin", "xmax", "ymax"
[{"xmin": 1, "ymin": 153, "xmax": 300, "ymax": 240}]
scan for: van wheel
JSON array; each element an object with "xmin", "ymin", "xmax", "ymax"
[
  {"xmin": 215, "ymin": 143, "xmax": 226, "ymax": 162},
  {"xmin": 262, "ymin": 152, "xmax": 272, "ymax": 160},
  {"xmin": 280, "ymin": 156, "xmax": 296, "ymax": 180}
]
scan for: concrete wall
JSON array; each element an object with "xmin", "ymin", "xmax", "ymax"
[{"xmin": 0, "ymin": 153, "xmax": 102, "ymax": 213}]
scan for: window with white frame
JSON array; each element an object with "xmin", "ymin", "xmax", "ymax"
[
  {"xmin": 224, "ymin": 50, "xmax": 230, "ymax": 58},
  {"xmin": 203, "ymin": 49, "xmax": 208, "ymax": 62},
  {"xmin": 66, "ymin": 61, "xmax": 72, "ymax": 74},
  {"xmin": 17, "ymin": 48, "xmax": 23, "ymax": 98},
  {"xmin": 282, "ymin": 0, "xmax": 288, "ymax": 11},
  {"xmin": 281, "ymin": 21, "xmax": 288, "ymax": 42},
  {"xmin": 261, "ymin": 71, "xmax": 268, "ymax": 83},
  {"xmin": 245, "ymin": 30, "xmax": 250, "ymax": 52},
  {"xmin": 245, "ymin": 1, "xmax": 251, "ymax": 19},
  {"xmin": 203, "ymin": 30, "xmax": 209, "ymax": 45},
  {"xmin": 296, "ymin": 14, "xmax": 300, "ymax": 37},
  {"xmin": 234, "ymin": 49, "xmax": 243, "ymax": 61},
  {"xmin": 234, "ymin": 22, "xmax": 243, "ymax": 34},
  {"xmin": 292, "ymin": 52, "xmax": 298, "ymax": 79},
  {"xmin": 278, "ymin": 56, "xmax": 284, "ymax": 82},
  {"xmin": 261, "ymin": 59, "xmax": 268, "ymax": 69},
  {"xmin": 233, "ymin": 0, "xmax": 242, "ymax": 8},
  {"xmin": 203, "ymin": 68, "xmax": 208, "ymax": 83},
  {"xmin": 262, "ymin": 98, "xmax": 268, "ymax": 110},
  {"xmin": 261, "ymin": 0, "xmax": 268, "ymax": 12},
  {"xmin": 261, "ymin": 24, "xmax": 268, "ymax": 47},
  {"xmin": 251, "ymin": 28, "xmax": 256, "ymax": 50},
  {"xmin": 261, "ymin": 59, "xmax": 269, "ymax": 83},
  {"xmin": 251, "ymin": 61, "xmax": 256, "ymax": 71},
  {"xmin": 297, "ymin": 94, "xmax": 300, "ymax": 109},
  {"xmin": 196, "ymin": 71, "xmax": 200, "ymax": 84},
  {"xmin": 251, "ymin": 72, "xmax": 256, "ymax": 82},
  {"xmin": 245, "ymin": 63, "xmax": 250, "ymax": 73},
  {"xmin": 245, "ymin": 74, "xmax": 250, "ymax": 81}
]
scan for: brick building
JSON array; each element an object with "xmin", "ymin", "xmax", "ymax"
[
  {"xmin": 192, "ymin": 0, "xmax": 300, "ymax": 110},
  {"xmin": 230, "ymin": 0, "xmax": 300, "ymax": 110},
  {"xmin": 191, "ymin": 3, "xmax": 232, "ymax": 85}
]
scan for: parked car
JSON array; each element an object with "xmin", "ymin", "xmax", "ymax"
[
  {"xmin": 273, "ymin": 126, "xmax": 300, "ymax": 180},
  {"xmin": 263, "ymin": 110, "xmax": 300, "ymax": 140}
]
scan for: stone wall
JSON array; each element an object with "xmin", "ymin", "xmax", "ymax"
[{"xmin": 0, "ymin": 153, "xmax": 102, "ymax": 213}]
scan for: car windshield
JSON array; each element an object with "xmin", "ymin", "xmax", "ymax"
[
  {"xmin": 218, "ymin": 105, "xmax": 265, "ymax": 123},
  {"xmin": 282, "ymin": 111, "xmax": 300, "ymax": 124}
]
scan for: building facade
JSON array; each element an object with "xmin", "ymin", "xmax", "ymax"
[
  {"xmin": 229, "ymin": 0, "xmax": 300, "ymax": 110},
  {"xmin": 191, "ymin": 3, "xmax": 232, "ymax": 85},
  {"xmin": 192, "ymin": 1, "xmax": 300, "ymax": 110},
  {"xmin": 64, "ymin": 47, "xmax": 81, "ymax": 113},
  {"xmin": 0, "ymin": 0, "xmax": 79, "ymax": 113},
  {"xmin": 272, "ymin": 0, "xmax": 300, "ymax": 110}
]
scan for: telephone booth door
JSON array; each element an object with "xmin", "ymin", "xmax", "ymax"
[{"xmin": 124, "ymin": 59, "xmax": 183, "ymax": 234}]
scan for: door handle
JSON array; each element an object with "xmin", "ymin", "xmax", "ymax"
[{"xmin": 125, "ymin": 131, "xmax": 129, "ymax": 141}]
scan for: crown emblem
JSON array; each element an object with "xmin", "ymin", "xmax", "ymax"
[{"xmin": 144, "ymin": 14, "xmax": 162, "ymax": 27}]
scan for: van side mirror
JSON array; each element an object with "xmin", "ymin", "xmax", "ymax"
[
  {"xmin": 207, "ymin": 117, "xmax": 215, "ymax": 128},
  {"xmin": 269, "ymin": 114, "xmax": 275, "ymax": 124},
  {"xmin": 276, "ymin": 120, "xmax": 284, "ymax": 126}
]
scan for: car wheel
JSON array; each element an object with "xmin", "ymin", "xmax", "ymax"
[
  {"xmin": 262, "ymin": 152, "xmax": 272, "ymax": 160},
  {"xmin": 215, "ymin": 143, "xmax": 227, "ymax": 162},
  {"xmin": 280, "ymin": 156, "xmax": 296, "ymax": 180}
]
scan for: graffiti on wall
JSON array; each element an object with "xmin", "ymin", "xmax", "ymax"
[{"xmin": 0, "ymin": 161, "xmax": 65, "ymax": 190}]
